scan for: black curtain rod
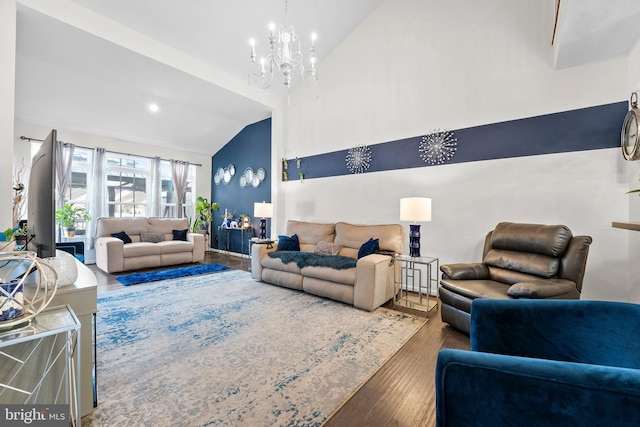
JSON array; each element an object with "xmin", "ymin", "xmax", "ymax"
[{"xmin": 19, "ymin": 135, "xmax": 202, "ymax": 167}]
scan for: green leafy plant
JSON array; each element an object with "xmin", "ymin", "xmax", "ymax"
[
  {"xmin": 3, "ymin": 222, "xmax": 27, "ymax": 242},
  {"xmin": 55, "ymin": 203, "xmax": 91, "ymax": 228},
  {"xmin": 192, "ymin": 196, "xmax": 220, "ymax": 232}
]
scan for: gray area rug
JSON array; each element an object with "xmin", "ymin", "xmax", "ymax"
[{"xmin": 84, "ymin": 270, "xmax": 426, "ymax": 426}]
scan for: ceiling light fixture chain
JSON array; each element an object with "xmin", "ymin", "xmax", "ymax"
[{"xmin": 248, "ymin": 0, "xmax": 318, "ymax": 90}]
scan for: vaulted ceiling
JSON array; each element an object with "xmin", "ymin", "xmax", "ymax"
[{"xmin": 13, "ymin": 0, "xmax": 640, "ymax": 155}]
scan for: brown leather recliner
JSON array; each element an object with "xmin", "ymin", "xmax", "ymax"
[{"xmin": 439, "ymin": 222, "xmax": 592, "ymax": 334}]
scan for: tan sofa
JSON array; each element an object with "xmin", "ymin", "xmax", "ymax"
[
  {"xmin": 95, "ymin": 217, "xmax": 205, "ymax": 273},
  {"xmin": 251, "ymin": 220, "xmax": 404, "ymax": 311}
]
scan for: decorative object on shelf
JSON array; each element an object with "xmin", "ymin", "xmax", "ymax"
[
  {"xmin": 282, "ymin": 158, "xmax": 288, "ymax": 169},
  {"xmin": 0, "ymin": 252, "xmax": 57, "ymax": 329},
  {"xmin": 299, "ymin": 171, "xmax": 305, "ymax": 182},
  {"xmin": 11, "ymin": 158, "xmax": 26, "ymax": 227},
  {"xmin": 400, "ymin": 197, "xmax": 432, "ymax": 257},
  {"xmin": 55, "ymin": 202, "xmax": 91, "ymax": 238},
  {"xmin": 283, "ymin": 171, "xmax": 289, "ymax": 181},
  {"xmin": 3, "ymin": 221, "xmax": 28, "ymax": 250},
  {"xmin": 296, "ymin": 157, "xmax": 302, "ymax": 168},
  {"xmin": 345, "ymin": 145, "xmax": 372, "ymax": 174},
  {"xmin": 241, "ymin": 215, "xmax": 251, "ymax": 229},
  {"xmin": 248, "ymin": 0, "xmax": 318, "ymax": 90},
  {"xmin": 254, "ymin": 201, "xmax": 273, "ymax": 239},
  {"xmin": 45, "ymin": 255, "xmax": 78, "ymax": 287},
  {"xmin": 419, "ymin": 129, "xmax": 458, "ymax": 165},
  {"xmin": 214, "ymin": 165, "xmax": 235, "ymax": 185},
  {"xmin": 622, "ymin": 92, "xmax": 640, "ymax": 161}
]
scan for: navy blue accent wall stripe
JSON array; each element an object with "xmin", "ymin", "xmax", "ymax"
[
  {"xmin": 211, "ymin": 118, "xmax": 271, "ymax": 248},
  {"xmin": 287, "ymin": 101, "xmax": 627, "ymax": 180}
]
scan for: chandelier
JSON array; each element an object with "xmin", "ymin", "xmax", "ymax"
[{"xmin": 248, "ymin": 0, "xmax": 318, "ymax": 90}]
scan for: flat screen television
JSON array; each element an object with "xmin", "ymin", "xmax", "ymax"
[{"xmin": 27, "ymin": 129, "xmax": 57, "ymax": 258}]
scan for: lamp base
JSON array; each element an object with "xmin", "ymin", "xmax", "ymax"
[
  {"xmin": 409, "ymin": 224, "xmax": 421, "ymax": 257},
  {"xmin": 259, "ymin": 218, "xmax": 267, "ymax": 240}
]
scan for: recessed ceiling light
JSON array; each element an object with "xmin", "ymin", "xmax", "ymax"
[{"xmin": 148, "ymin": 103, "xmax": 159, "ymax": 113}]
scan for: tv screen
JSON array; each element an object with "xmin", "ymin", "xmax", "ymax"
[{"xmin": 27, "ymin": 129, "xmax": 57, "ymax": 258}]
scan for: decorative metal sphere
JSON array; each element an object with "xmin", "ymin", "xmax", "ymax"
[
  {"xmin": 419, "ymin": 129, "xmax": 458, "ymax": 165},
  {"xmin": 345, "ymin": 145, "xmax": 372, "ymax": 174}
]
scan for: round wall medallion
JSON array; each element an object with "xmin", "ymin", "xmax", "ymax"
[
  {"xmin": 419, "ymin": 129, "xmax": 457, "ymax": 165},
  {"xmin": 345, "ymin": 145, "xmax": 372, "ymax": 174}
]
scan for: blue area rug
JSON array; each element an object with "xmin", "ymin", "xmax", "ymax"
[
  {"xmin": 85, "ymin": 270, "xmax": 426, "ymax": 426},
  {"xmin": 116, "ymin": 263, "xmax": 230, "ymax": 286}
]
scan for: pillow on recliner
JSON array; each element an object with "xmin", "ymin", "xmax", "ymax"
[
  {"xmin": 111, "ymin": 231, "xmax": 132, "ymax": 244},
  {"xmin": 314, "ymin": 240, "xmax": 342, "ymax": 256},
  {"xmin": 172, "ymin": 229, "xmax": 188, "ymax": 241},
  {"xmin": 278, "ymin": 234, "xmax": 300, "ymax": 251},
  {"xmin": 358, "ymin": 238, "xmax": 379, "ymax": 259}
]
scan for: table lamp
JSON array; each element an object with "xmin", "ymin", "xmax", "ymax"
[
  {"xmin": 254, "ymin": 201, "xmax": 273, "ymax": 239},
  {"xmin": 400, "ymin": 197, "xmax": 432, "ymax": 257}
]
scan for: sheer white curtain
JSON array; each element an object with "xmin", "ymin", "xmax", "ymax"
[
  {"xmin": 170, "ymin": 160, "xmax": 190, "ymax": 218},
  {"xmin": 55, "ymin": 141, "xmax": 75, "ymax": 209},
  {"xmin": 87, "ymin": 148, "xmax": 106, "ymax": 250},
  {"xmin": 148, "ymin": 156, "xmax": 161, "ymax": 217}
]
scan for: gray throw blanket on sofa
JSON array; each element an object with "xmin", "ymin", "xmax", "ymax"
[{"xmin": 268, "ymin": 251, "xmax": 357, "ymax": 270}]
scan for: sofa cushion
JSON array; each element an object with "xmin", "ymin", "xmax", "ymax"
[
  {"xmin": 313, "ymin": 241, "xmax": 342, "ymax": 256},
  {"xmin": 286, "ymin": 220, "xmax": 335, "ymax": 252},
  {"xmin": 358, "ymin": 238, "xmax": 379, "ymax": 259},
  {"xmin": 278, "ymin": 234, "xmax": 300, "ymax": 251},
  {"xmin": 261, "ymin": 255, "xmax": 302, "ymax": 274},
  {"xmin": 301, "ymin": 266, "xmax": 356, "ymax": 285},
  {"xmin": 484, "ymin": 249, "xmax": 560, "ymax": 278},
  {"xmin": 172, "ymin": 229, "xmax": 188, "ymax": 241},
  {"xmin": 491, "ymin": 222, "xmax": 572, "ymax": 257},
  {"xmin": 97, "ymin": 217, "xmax": 148, "ymax": 238},
  {"xmin": 334, "ymin": 222, "xmax": 403, "ymax": 255},
  {"xmin": 157, "ymin": 240, "xmax": 194, "ymax": 254},
  {"xmin": 148, "ymin": 217, "xmax": 190, "ymax": 235},
  {"xmin": 111, "ymin": 231, "xmax": 132, "ymax": 244},
  {"xmin": 122, "ymin": 242, "xmax": 162, "ymax": 257},
  {"xmin": 140, "ymin": 232, "xmax": 165, "ymax": 243}
]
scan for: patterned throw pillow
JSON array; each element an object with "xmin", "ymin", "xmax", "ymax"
[
  {"xmin": 111, "ymin": 231, "xmax": 132, "ymax": 244},
  {"xmin": 313, "ymin": 241, "xmax": 342, "ymax": 256},
  {"xmin": 141, "ymin": 232, "xmax": 165, "ymax": 243},
  {"xmin": 278, "ymin": 234, "xmax": 300, "ymax": 251}
]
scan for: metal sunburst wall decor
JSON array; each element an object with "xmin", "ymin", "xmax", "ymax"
[
  {"xmin": 419, "ymin": 129, "xmax": 458, "ymax": 165},
  {"xmin": 345, "ymin": 145, "xmax": 372, "ymax": 174}
]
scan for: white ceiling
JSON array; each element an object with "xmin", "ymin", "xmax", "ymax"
[{"xmin": 13, "ymin": 0, "xmax": 640, "ymax": 156}]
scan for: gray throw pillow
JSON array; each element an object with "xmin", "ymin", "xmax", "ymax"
[
  {"xmin": 141, "ymin": 232, "xmax": 165, "ymax": 243},
  {"xmin": 313, "ymin": 241, "xmax": 342, "ymax": 256}
]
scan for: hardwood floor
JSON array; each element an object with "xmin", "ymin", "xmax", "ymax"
[{"xmin": 87, "ymin": 252, "xmax": 470, "ymax": 427}]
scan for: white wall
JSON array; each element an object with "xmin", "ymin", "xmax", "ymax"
[
  {"xmin": 14, "ymin": 121, "xmax": 212, "ymax": 209},
  {"xmin": 277, "ymin": 0, "xmax": 637, "ymax": 302},
  {"xmin": 1, "ymin": 0, "xmax": 17, "ymax": 229}
]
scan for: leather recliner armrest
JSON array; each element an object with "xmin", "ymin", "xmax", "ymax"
[
  {"xmin": 440, "ymin": 263, "xmax": 489, "ymax": 280},
  {"xmin": 507, "ymin": 278, "xmax": 577, "ymax": 298}
]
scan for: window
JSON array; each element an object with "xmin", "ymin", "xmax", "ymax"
[{"xmin": 106, "ymin": 155, "xmax": 149, "ymax": 217}]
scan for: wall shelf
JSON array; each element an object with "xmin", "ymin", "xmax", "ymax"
[{"xmin": 612, "ymin": 221, "xmax": 640, "ymax": 231}]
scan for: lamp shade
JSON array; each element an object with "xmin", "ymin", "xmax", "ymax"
[
  {"xmin": 400, "ymin": 197, "xmax": 432, "ymax": 222},
  {"xmin": 254, "ymin": 202, "xmax": 273, "ymax": 218}
]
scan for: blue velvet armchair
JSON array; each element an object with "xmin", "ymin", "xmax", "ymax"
[{"xmin": 436, "ymin": 299, "xmax": 640, "ymax": 426}]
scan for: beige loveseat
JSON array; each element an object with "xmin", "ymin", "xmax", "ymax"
[
  {"xmin": 95, "ymin": 217, "xmax": 205, "ymax": 273},
  {"xmin": 251, "ymin": 220, "xmax": 404, "ymax": 311}
]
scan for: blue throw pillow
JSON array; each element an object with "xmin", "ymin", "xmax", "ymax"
[
  {"xmin": 278, "ymin": 234, "xmax": 300, "ymax": 251},
  {"xmin": 111, "ymin": 230, "xmax": 132, "ymax": 244},
  {"xmin": 172, "ymin": 229, "xmax": 188, "ymax": 241},
  {"xmin": 358, "ymin": 238, "xmax": 379, "ymax": 259}
]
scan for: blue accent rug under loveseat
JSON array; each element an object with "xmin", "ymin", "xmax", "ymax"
[{"xmin": 116, "ymin": 263, "xmax": 230, "ymax": 286}]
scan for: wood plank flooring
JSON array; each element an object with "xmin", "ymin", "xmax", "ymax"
[{"xmin": 87, "ymin": 251, "xmax": 470, "ymax": 427}]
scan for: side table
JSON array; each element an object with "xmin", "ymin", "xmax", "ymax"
[{"xmin": 394, "ymin": 254, "xmax": 439, "ymax": 316}]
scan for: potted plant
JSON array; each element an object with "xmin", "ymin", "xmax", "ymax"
[
  {"xmin": 55, "ymin": 203, "xmax": 91, "ymax": 237},
  {"xmin": 192, "ymin": 196, "xmax": 220, "ymax": 233},
  {"xmin": 3, "ymin": 222, "xmax": 28, "ymax": 249}
]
